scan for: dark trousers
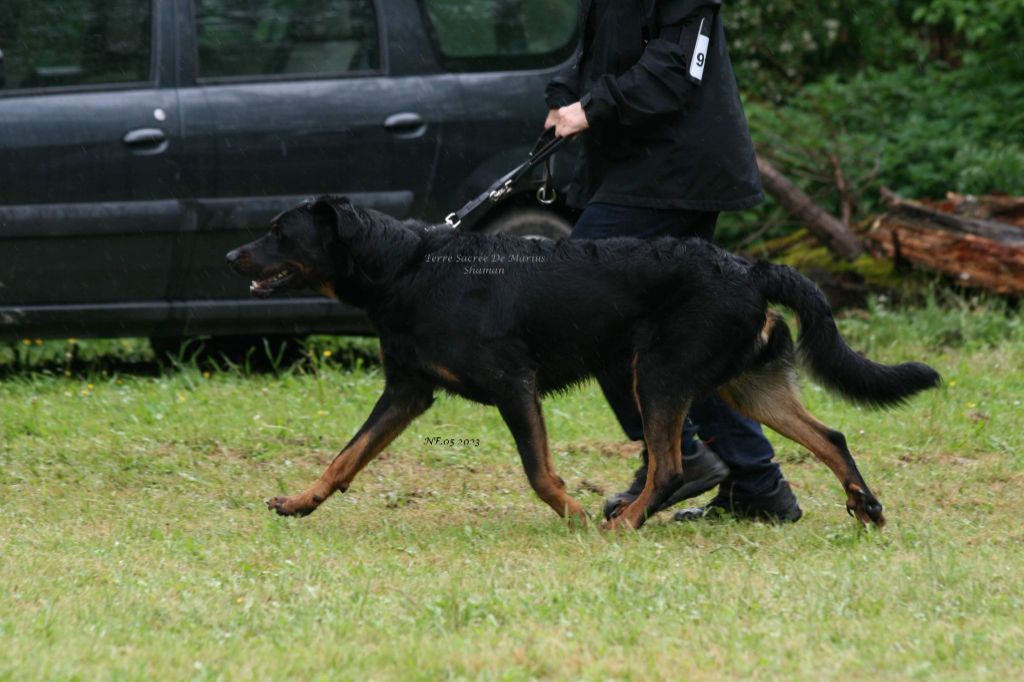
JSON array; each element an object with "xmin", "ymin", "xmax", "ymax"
[{"xmin": 571, "ymin": 202, "xmax": 783, "ymax": 496}]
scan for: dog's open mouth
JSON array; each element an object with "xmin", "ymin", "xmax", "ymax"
[{"xmin": 250, "ymin": 267, "xmax": 297, "ymax": 297}]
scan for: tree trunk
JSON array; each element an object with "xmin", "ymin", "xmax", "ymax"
[
  {"xmin": 756, "ymin": 155, "xmax": 864, "ymax": 261},
  {"xmin": 867, "ymin": 190, "xmax": 1024, "ymax": 295}
]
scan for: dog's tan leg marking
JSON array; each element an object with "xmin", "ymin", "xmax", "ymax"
[
  {"xmin": 603, "ymin": 352, "xmax": 689, "ymax": 530},
  {"xmin": 497, "ymin": 385, "xmax": 587, "ymax": 524},
  {"xmin": 427, "ymin": 363, "xmax": 460, "ymax": 384},
  {"xmin": 720, "ymin": 367, "xmax": 885, "ymax": 526},
  {"xmin": 267, "ymin": 384, "xmax": 432, "ymax": 517},
  {"xmin": 602, "ymin": 404, "xmax": 687, "ymax": 531}
]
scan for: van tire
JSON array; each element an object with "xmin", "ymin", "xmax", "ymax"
[{"xmin": 481, "ymin": 208, "xmax": 572, "ymax": 240}]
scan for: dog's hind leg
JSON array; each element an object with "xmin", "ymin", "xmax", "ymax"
[
  {"xmin": 601, "ymin": 396, "xmax": 689, "ymax": 531},
  {"xmin": 720, "ymin": 363, "xmax": 886, "ymax": 527},
  {"xmin": 496, "ymin": 380, "xmax": 587, "ymax": 524},
  {"xmin": 601, "ymin": 351, "xmax": 693, "ymax": 530},
  {"xmin": 267, "ymin": 380, "xmax": 434, "ymax": 517}
]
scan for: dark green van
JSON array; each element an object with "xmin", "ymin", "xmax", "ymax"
[{"xmin": 0, "ymin": 0, "xmax": 578, "ymax": 342}]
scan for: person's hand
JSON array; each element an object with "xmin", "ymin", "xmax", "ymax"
[
  {"xmin": 545, "ymin": 102, "xmax": 590, "ymax": 138},
  {"xmin": 544, "ymin": 108, "xmax": 560, "ymax": 131}
]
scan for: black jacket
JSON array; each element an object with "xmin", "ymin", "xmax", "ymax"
[{"xmin": 546, "ymin": 0, "xmax": 763, "ymax": 212}]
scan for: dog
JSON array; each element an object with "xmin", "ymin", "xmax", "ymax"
[{"xmin": 226, "ymin": 195, "xmax": 940, "ymax": 529}]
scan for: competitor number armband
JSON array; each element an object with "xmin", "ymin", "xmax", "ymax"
[{"xmin": 686, "ymin": 10, "xmax": 713, "ymax": 84}]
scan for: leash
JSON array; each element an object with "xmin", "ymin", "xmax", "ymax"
[{"xmin": 444, "ymin": 129, "xmax": 569, "ymax": 230}]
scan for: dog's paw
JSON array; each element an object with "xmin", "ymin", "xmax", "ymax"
[
  {"xmin": 601, "ymin": 497, "xmax": 630, "ymax": 522},
  {"xmin": 600, "ymin": 514, "xmax": 639, "ymax": 532},
  {"xmin": 266, "ymin": 494, "xmax": 319, "ymax": 517},
  {"xmin": 845, "ymin": 485, "xmax": 885, "ymax": 528}
]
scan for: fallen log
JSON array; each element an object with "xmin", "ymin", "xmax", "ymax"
[
  {"xmin": 934, "ymin": 192, "xmax": 1024, "ymax": 227},
  {"xmin": 756, "ymin": 155, "xmax": 864, "ymax": 261},
  {"xmin": 867, "ymin": 190, "xmax": 1024, "ymax": 295}
]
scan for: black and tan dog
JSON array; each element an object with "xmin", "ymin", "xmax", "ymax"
[{"xmin": 226, "ymin": 196, "xmax": 940, "ymax": 529}]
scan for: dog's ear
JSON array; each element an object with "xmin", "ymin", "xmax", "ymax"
[{"xmin": 310, "ymin": 196, "xmax": 358, "ymax": 240}]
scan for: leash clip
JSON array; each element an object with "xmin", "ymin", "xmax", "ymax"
[
  {"xmin": 443, "ymin": 131, "xmax": 568, "ymax": 230},
  {"xmin": 489, "ymin": 179, "xmax": 514, "ymax": 203},
  {"xmin": 536, "ymin": 152, "xmax": 557, "ymax": 205}
]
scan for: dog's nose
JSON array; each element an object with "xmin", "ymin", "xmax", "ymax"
[{"xmin": 226, "ymin": 249, "xmax": 246, "ymax": 267}]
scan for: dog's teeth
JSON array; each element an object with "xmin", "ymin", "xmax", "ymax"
[{"xmin": 249, "ymin": 270, "xmax": 288, "ymax": 292}]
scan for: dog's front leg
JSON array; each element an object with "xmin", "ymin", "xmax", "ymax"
[
  {"xmin": 267, "ymin": 380, "xmax": 434, "ymax": 517},
  {"xmin": 496, "ymin": 383, "xmax": 587, "ymax": 524}
]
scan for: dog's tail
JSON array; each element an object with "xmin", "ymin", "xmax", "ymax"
[{"xmin": 753, "ymin": 261, "xmax": 941, "ymax": 406}]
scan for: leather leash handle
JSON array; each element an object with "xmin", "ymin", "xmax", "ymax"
[{"xmin": 445, "ymin": 131, "xmax": 570, "ymax": 229}]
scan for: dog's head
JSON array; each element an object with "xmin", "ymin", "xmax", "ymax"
[{"xmin": 226, "ymin": 195, "xmax": 361, "ymax": 299}]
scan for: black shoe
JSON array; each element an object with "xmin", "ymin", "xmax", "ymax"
[
  {"xmin": 673, "ymin": 478, "xmax": 803, "ymax": 524},
  {"xmin": 602, "ymin": 441, "xmax": 730, "ymax": 521}
]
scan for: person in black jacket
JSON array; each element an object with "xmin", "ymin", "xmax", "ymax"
[{"xmin": 545, "ymin": 0, "xmax": 802, "ymax": 523}]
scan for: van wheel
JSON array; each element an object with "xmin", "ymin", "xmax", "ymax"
[{"xmin": 482, "ymin": 208, "xmax": 572, "ymax": 240}]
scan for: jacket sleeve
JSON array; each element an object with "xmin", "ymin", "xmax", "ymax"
[
  {"xmin": 583, "ymin": 1, "xmax": 718, "ymax": 128},
  {"xmin": 545, "ymin": 42, "xmax": 583, "ymax": 109}
]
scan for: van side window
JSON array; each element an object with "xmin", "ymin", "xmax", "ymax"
[
  {"xmin": 194, "ymin": 0, "xmax": 380, "ymax": 80},
  {"xmin": 421, "ymin": 0, "xmax": 577, "ymax": 72},
  {"xmin": 0, "ymin": 1, "xmax": 152, "ymax": 92}
]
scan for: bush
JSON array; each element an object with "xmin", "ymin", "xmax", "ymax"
[
  {"xmin": 727, "ymin": 1, "xmax": 921, "ymax": 101},
  {"xmin": 718, "ymin": 62, "xmax": 1024, "ymax": 250},
  {"xmin": 715, "ymin": 1, "xmax": 1024, "ymax": 251}
]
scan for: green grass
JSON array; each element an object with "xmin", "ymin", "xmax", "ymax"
[{"xmin": 2, "ymin": 300, "xmax": 1023, "ymax": 680}]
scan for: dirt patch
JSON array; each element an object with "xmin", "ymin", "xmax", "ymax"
[{"xmin": 556, "ymin": 439, "xmax": 639, "ymax": 460}]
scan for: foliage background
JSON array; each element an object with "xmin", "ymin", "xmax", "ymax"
[{"xmin": 718, "ymin": 0, "xmax": 1024, "ymax": 246}]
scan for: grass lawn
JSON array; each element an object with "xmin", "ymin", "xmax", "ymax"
[{"xmin": 2, "ymin": 298, "xmax": 1023, "ymax": 679}]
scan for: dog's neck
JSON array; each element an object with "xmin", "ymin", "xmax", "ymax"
[{"xmin": 330, "ymin": 207, "xmax": 432, "ymax": 308}]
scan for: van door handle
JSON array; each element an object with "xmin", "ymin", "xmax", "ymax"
[
  {"xmin": 384, "ymin": 113, "xmax": 426, "ymax": 138},
  {"xmin": 123, "ymin": 127, "xmax": 168, "ymax": 156},
  {"xmin": 123, "ymin": 128, "xmax": 166, "ymax": 145}
]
